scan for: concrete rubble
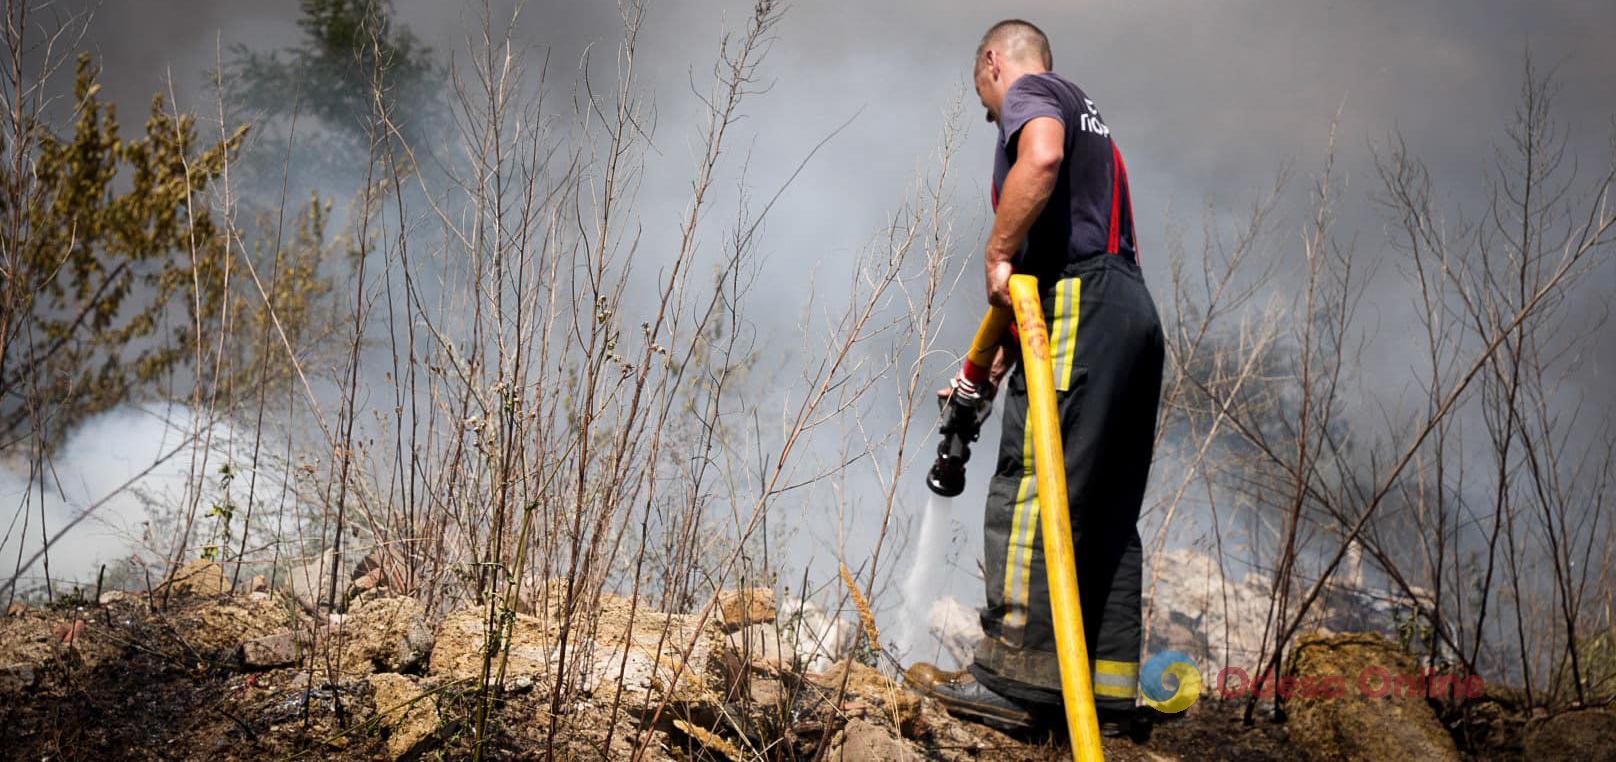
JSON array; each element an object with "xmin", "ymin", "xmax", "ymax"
[
  {"xmin": 334, "ymin": 594, "xmax": 435, "ymax": 674},
  {"xmin": 430, "ymin": 586, "xmax": 729, "ymax": 712},
  {"xmin": 241, "ymin": 629, "xmax": 300, "ymax": 669},
  {"xmin": 1143, "ymin": 546, "xmax": 1431, "ymax": 675},
  {"xmin": 368, "ymin": 672, "xmax": 440, "ymax": 760},
  {"xmin": 5, "ymin": 561, "xmax": 1575, "ymax": 761},
  {"xmin": 717, "ymin": 586, "xmax": 776, "ymax": 631},
  {"xmin": 157, "ymin": 559, "xmax": 233, "ymax": 597},
  {"xmin": 726, "ymin": 622, "xmax": 793, "ymax": 670},
  {"xmin": 827, "ymin": 717, "xmax": 923, "ymax": 761}
]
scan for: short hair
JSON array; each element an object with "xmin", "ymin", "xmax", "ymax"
[{"xmin": 976, "ymin": 19, "xmax": 1053, "ymax": 71}]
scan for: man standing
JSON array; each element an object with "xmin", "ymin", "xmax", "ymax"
[{"xmin": 919, "ymin": 19, "xmax": 1164, "ymax": 738}]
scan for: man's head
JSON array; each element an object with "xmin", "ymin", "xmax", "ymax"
[{"xmin": 974, "ymin": 19, "xmax": 1053, "ymax": 124}]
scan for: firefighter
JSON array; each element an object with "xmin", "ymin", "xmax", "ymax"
[{"xmin": 916, "ymin": 19, "xmax": 1165, "ymax": 738}]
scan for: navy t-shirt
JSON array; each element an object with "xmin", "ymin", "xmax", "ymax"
[{"xmin": 992, "ymin": 72, "xmax": 1136, "ymax": 278}]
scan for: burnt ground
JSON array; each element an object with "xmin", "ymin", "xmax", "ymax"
[
  {"xmin": 0, "ymin": 593, "xmax": 387, "ymax": 760},
  {"xmin": 0, "ymin": 584, "xmax": 1608, "ymax": 761}
]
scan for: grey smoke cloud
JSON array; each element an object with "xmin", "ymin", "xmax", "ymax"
[
  {"xmin": 70, "ymin": 1, "xmax": 1616, "ymax": 253},
  {"xmin": 32, "ymin": 1, "xmax": 1616, "ymax": 604},
  {"xmin": 0, "ymin": 405, "xmax": 222, "ymax": 594},
  {"xmin": 66, "ymin": 0, "xmax": 1616, "ymax": 364}
]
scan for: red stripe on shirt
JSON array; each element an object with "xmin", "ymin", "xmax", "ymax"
[
  {"xmin": 1107, "ymin": 143, "xmax": 1124, "ymax": 254},
  {"xmin": 1117, "ymin": 146, "xmax": 1137, "ymax": 261}
]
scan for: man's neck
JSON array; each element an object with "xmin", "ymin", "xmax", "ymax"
[{"xmin": 1003, "ymin": 64, "xmax": 1051, "ymax": 90}]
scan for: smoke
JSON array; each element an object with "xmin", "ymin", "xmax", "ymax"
[
  {"xmin": 0, "ymin": 405, "xmax": 235, "ymax": 596},
  {"xmin": 26, "ymin": 1, "xmax": 1614, "ymax": 650}
]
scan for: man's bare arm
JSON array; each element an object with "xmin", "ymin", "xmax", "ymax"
[{"xmin": 985, "ymin": 116, "xmax": 1064, "ymax": 308}]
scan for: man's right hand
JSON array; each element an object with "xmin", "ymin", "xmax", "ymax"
[
  {"xmin": 937, "ymin": 372, "xmax": 995, "ymax": 404},
  {"xmin": 986, "ymin": 259, "xmax": 1015, "ymax": 310}
]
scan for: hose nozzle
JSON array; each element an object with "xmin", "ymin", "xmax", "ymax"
[
  {"xmin": 926, "ymin": 308, "xmax": 1010, "ymax": 497},
  {"xmin": 926, "ymin": 378, "xmax": 993, "ymax": 497}
]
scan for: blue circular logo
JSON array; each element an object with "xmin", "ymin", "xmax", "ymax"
[{"xmin": 1140, "ymin": 650, "xmax": 1202, "ymax": 713}]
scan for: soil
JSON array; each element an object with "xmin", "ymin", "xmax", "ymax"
[{"xmin": 1, "ymin": 578, "xmax": 1607, "ymax": 760}]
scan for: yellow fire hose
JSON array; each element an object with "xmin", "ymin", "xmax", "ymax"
[
  {"xmin": 965, "ymin": 276, "xmax": 1103, "ymax": 761},
  {"xmin": 965, "ymin": 303, "xmax": 1013, "ymax": 371}
]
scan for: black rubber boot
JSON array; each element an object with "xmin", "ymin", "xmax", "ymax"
[
  {"xmin": 907, "ymin": 666, "xmax": 1036, "ymax": 732},
  {"xmin": 1098, "ymin": 705, "xmax": 1153, "ymax": 743}
]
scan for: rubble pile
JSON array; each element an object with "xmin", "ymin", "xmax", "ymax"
[{"xmin": 0, "ymin": 558, "xmax": 1603, "ymax": 760}]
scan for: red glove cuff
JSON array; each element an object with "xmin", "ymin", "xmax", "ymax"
[{"xmin": 961, "ymin": 359, "xmax": 992, "ymax": 386}]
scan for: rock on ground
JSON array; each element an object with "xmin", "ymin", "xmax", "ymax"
[
  {"xmin": 813, "ymin": 659, "xmax": 923, "ymax": 738},
  {"xmin": 0, "ymin": 662, "xmax": 37, "ymax": 692},
  {"xmin": 288, "ymin": 548, "xmax": 337, "ymax": 611},
  {"xmin": 369, "ymin": 672, "xmax": 440, "ymax": 760},
  {"xmin": 829, "ymin": 717, "xmax": 922, "ymax": 761},
  {"xmin": 726, "ymin": 623, "xmax": 794, "ymax": 670},
  {"xmin": 430, "ymin": 589, "xmax": 728, "ymax": 712},
  {"xmin": 431, "ymin": 606, "xmax": 551, "ymax": 683},
  {"xmin": 335, "ymin": 594, "xmax": 435, "ymax": 674},
  {"xmin": 1283, "ymin": 632, "xmax": 1460, "ymax": 761},
  {"xmin": 168, "ymin": 593, "xmax": 290, "ymax": 653},
  {"xmin": 0, "ymin": 606, "xmax": 120, "ymax": 681},
  {"xmin": 717, "ymin": 587, "xmax": 776, "ymax": 631},
  {"xmin": 240, "ymin": 630, "xmax": 299, "ymax": 669},
  {"xmin": 1523, "ymin": 709, "xmax": 1616, "ymax": 762},
  {"xmin": 158, "ymin": 559, "xmax": 232, "ymax": 597}
]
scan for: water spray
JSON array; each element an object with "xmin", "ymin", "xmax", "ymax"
[
  {"xmin": 898, "ymin": 493, "xmax": 952, "ymax": 657},
  {"xmin": 899, "ymin": 308, "xmax": 1013, "ymax": 658}
]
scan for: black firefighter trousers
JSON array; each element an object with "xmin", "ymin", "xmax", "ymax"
[{"xmin": 970, "ymin": 253, "xmax": 1165, "ymax": 713}]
